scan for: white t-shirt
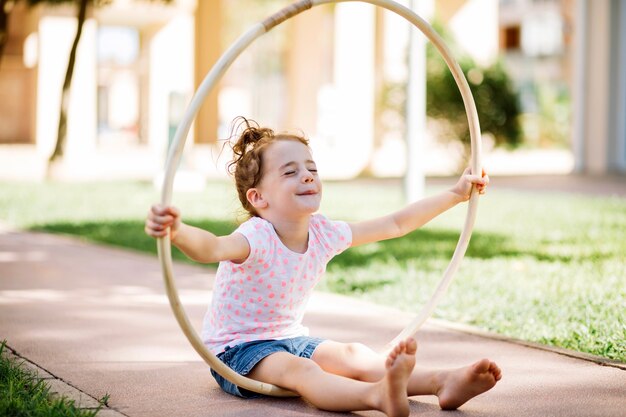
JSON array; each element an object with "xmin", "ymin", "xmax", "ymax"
[{"xmin": 202, "ymin": 213, "xmax": 352, "ymax": 354}]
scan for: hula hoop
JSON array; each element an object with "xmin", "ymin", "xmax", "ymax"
[{"xmin": 157, "ymin": 0, "xmax": 482, "ymax": 397}]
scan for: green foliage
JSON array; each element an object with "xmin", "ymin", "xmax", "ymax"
[
  {"xmin": 519, "ymin": 82, "xmax": 571, "ymax": 148},
  {"xmin": 426, "ymin": 22, "xmax": 522, "ymax": 151},
  {"xmin": 0, "ymin": 341, "xmax": 103, "ymax": 417}
]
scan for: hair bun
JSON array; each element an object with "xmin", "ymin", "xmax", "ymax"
[{"xmin": 231, "ymin": 117, "xmax": 274, "ymax": 157}]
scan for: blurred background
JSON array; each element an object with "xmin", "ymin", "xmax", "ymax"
[
  {"xmin": 0, "ymin": 0, "xmax": 624, "ymax": 364},
  {"xmin": 0, "ymin": 0, "xmax": 624, "ymax": 184}
]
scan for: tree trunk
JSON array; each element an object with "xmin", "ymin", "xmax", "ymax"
[
  {"xmin": 0, "ymin": 0, "xmax": 10, "ymax": 71},
  {"xmin": 48, "ymin": 0, "xmax": 88, "ymax": 168}
]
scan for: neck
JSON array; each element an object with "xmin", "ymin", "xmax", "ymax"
[{"xmin": 261, "ymin": 212, "xmax": 311, "ymax": 253}]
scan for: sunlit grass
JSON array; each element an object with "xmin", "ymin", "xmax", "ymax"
[
  {"xmin": 0, "ymin": 179, "xmax": 624, "ymax": 362},
  {"xmin": 0, "ymin": 341, "xmax": 105, "ymax": 416}
]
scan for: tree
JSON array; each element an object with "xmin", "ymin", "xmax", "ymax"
[
  {"xmin": 377, "ymin": 21, "xmax": 522, "ymax": 172},
  {"xmin": 41, "ymin": 0, "xmax": 90, "ymax": 167},
  {"xmin": 0, "ymin": 1, "xmax": 172, "ymax": 174},
  {"xmin": 426, "ymin": 53, "xmax": 522, "ymax": 155},
  {"xmin": 0, "ymin": 0, "xmax": 95, "ymax": 172},
  {"xmin": 0, "ymin": 1, "xmax": 8, "ymax": 69},
  {"xmin": 425, "ymin": 21, "xmax": 522, "ymax": 161},
  {"xmin": 0, "ymin": 0, "xmax": 106, "ymax": 170},
  {"xmin": 42, "ymin": 0, "xmax": 172, "ymax": 172},
  {"xmin": 0, "ymin": 0, "xmax": 17, "ymax": 71}
]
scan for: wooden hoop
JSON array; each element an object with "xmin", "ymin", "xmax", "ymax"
[{"xmin": 157, "ymin": 0, "xmax": 482, "ymax": 397}]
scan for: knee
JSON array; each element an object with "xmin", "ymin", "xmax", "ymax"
[
  {"xmin": 281, "ymin": 357, "xmax": 323, "ymax": 388},
  {"xmin": 292, "ymin": 358, "xmax": 326, "ymax": 392},
  {"xmin": 342, "ymin": 342, "xmax": 378, "ymax": 381},
  {"xmin": 343, "ymin": 342, "xmax": 369, "ymax": 359}
]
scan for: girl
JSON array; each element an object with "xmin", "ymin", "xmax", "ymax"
[{"xmin": 145, "ymin": 118, "xmax": 501, "ymax": 417}]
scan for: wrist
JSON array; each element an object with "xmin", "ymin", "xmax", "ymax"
[
  {"xmin": 447, "ymin": 188, "xmax": 467, "ymax": 204},
  {"xmin": 170, "ymin": 222, "xmax": 184, "ymax": 244}
]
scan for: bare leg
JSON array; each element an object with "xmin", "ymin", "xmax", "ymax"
[
  {"xmin": 312, "ymin": 340, "xmax": 502, "ymax": 409},
  {"xmin": 247, "ymin": 338, "xmax": 417, "ymax": 416}
]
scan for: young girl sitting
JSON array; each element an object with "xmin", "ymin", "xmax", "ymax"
[{"xmin": 145, "ymin": 118, "xmax": 501, "ymax": 417}]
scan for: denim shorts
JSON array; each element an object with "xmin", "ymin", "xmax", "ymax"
[{"xmin": 210, "ymin": 336, "xmax": 325, "ymax": 398}]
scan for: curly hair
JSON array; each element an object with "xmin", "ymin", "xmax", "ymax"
[{"xmin": 227, "ymin": 117, "xmax": 309, "ymax": 217}]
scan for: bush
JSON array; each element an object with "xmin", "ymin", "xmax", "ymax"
[{"xmin": 426, "ymin": 26, "xmax": 522, "ymax": 155}]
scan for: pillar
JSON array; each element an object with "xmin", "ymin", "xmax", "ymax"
[{"xmin": 194, "ymin": 0, "xmax": 220, "ymax": 143}]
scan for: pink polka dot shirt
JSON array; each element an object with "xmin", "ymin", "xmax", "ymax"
[{"xmin": 202, "ymin": 213, "xmax": 352, "ymax": 354}]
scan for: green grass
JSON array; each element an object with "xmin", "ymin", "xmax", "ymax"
[
  {"xmin": 0, "ymin": 179, "xmax": 624, "ymax": 362},
  {"xmin": 0, "ymin": 341, "xmax": 105, "ymax": 417}
]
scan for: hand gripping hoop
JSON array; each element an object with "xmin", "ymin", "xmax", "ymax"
[{"xmin": 157, "ymin": 0, "xmax": 482, "ymax": 397}]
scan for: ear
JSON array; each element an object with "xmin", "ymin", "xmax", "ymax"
[{"xmin": 246, "ymin": 188, "xmax": 268, "ymax": 210}]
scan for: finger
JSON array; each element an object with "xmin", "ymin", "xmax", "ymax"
[
  {"xmin": 153, "ymin": 205, "xmax": 179, "ymax": 220},
  {"xmin": 151, "ymin": 214, "xmax": 175, "ymax": 225},
  {"xmin": 464, "ymin": 174, "xmax": 487, "ymax": 185},
  {"xmin": 166, "ymin": 206, "xmax": 180, "ymax": 217},
  {"xmin": 146, "ymin": 218, "xmax": 171, "ymax": 231},
  {"xmin": 144, "ymin": 224, "xmax": 168, "ymax": 238}
]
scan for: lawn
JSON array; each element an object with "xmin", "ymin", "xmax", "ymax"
[
  {"xmin": 0, "ymin": 341, "xmax": 105, "ymax": 416},
  {"xmin": 0, "ymin": 179, "xmax": 624, "ymax": 362}
]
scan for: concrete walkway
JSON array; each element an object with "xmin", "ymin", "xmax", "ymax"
[
  {"xmin": 0, "ymin": 226, "xmax": 624, "ymax": 417},
  {"xmin": 430, "ymin": 173, "xmax": 626, "ymax": 197}
]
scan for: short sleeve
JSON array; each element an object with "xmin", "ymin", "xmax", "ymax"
[
  {"xmin": 231, "ymin": 217, "xmax": 273, "ymax": 266},
  {"xmin": 310, "ymin": 214, "xmax": 352, "ymax": 259}
]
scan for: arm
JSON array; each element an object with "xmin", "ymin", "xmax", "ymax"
[
  {"xmin": 145, "ymin": 205, "xmax": 250, "ymax": 264},
  {"xmin": 349, "ymin": 168, "xmax": 488, "ymax": 247}
]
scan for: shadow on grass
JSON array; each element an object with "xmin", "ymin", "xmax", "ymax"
[
  {"xmin": 330, "ymin": 228, "xmax": 513, "ymax": 270},
  {"xmin": 31, "ymin": 217, "xmax": 607, "ymax": 271}
]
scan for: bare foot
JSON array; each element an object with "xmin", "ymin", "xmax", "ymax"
[
  {"xmin": 437, "ymin": 359, "xmax": 502, "ymax": 410},
  {"xmin": 376, "ymin": 338, "xmax": 417, "ymax": 417}
]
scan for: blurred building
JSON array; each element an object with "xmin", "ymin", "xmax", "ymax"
[
  {"xmin": 499, "ymin": 0, "xmax": 573, "ymax": 147},
  {"xmin": 0, "ymin": 0, "xmax": 199, "ymax": 182},
  {"xmin": 0, "ymin": 0, "xmax": 624, "ymax": 182},
  {"xmin": 497, "ymin": 0, "xmax": 626, "ymax": 174}
]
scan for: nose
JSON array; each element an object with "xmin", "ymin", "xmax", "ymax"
[{"xmin": 302, "ymin": 172, "xmax": 314, "ymax": 183}]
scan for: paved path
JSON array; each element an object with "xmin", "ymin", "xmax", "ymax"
[
  {"xmin": 426, "ymin": 173, "xmax": 626, "ymax": 197},
  {"xmin": 477, "ymin": 173, "xmax": 626, "ymax": 197},
  {"xmin": 0, "ymin": 227, "xmax": 624, "ymax": 416}
]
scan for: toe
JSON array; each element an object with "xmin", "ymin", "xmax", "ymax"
[
  {"xmin": 386, "ymin": 356, "xmax": 393, "ymax": 369},
  {"xmin": 390, "ymin": 344, "xmax": 401, "ymax": 359},
  {"xmin": 489, "ymin": 362, "xmax": 502, "ymax": 378},
  {"xmin": 473, "ymin": 359, "xmax": 491, "ymax": 374},
  {"xmin": 405, "ymin": 338, "xmax": 417, "ymax": 355}
]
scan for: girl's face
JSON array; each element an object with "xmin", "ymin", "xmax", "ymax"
[{"xmin": 252, "ymin": 139, "xmax": 322, "ymax": 218}]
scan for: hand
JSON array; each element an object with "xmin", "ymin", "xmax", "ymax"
[
  {"xmin": 450, "ymin": 167, "xmax": 489, "ymax": 202},
  {"xmin": 145, "ymin": 204, "xmax": 181, "ymax": 240}
]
